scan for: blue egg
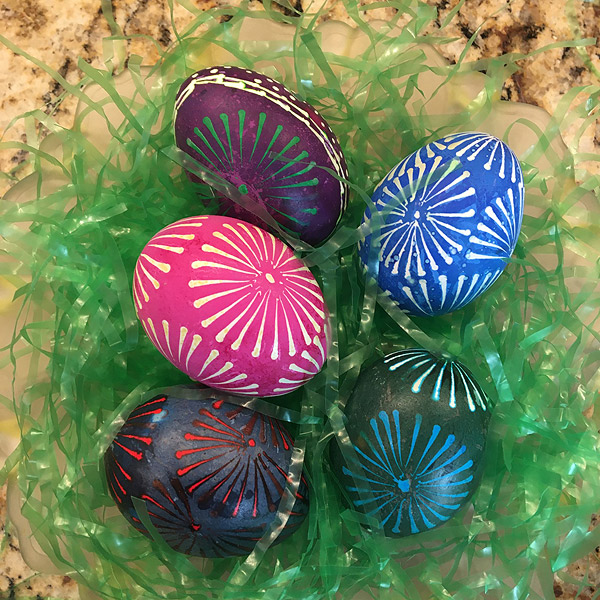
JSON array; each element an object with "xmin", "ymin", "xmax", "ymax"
[{"xmin": 358, "ymin": 133, "xmax": 524, "ymax": 316}]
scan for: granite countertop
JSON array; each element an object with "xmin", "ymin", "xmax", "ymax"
[{"xmin": 0, "ymin": 1, "xmax": 598, "ymax": 598}]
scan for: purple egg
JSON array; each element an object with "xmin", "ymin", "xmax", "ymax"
[{"xmin": 174, "ymin": 66, "xmax": 349, "ymax": 246}]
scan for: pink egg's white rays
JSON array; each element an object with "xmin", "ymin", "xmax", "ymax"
[{"xmin": 133, "ymin": 215, "xmax": 328, "ymax": 396}]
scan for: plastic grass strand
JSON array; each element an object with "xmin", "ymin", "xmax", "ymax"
[{"xmin": 0, "ymin": 1, "xmax": 599, "ymax": 599}]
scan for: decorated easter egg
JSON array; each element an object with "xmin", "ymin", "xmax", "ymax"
[
  {"xmin": 330, "ymin": 349, "xmax": 491, "ymax": 537},
  {"xmin": 174, "ymin": 65, "xmax": 349, "ymax": 246},
  {"xmin": 133, "ymin": 215, "xmax": 328, "ymax": 396},
  {"xmin": 104, "ymin": 392, "xmax": 309, "ymax": 558},
  {"xmin": 359, "ymin": 132, "xmax": 524, "ymax": 316}
]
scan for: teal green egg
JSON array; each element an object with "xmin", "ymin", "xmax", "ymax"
[{"xmin": 330, "ymin": 349, "xmax": 491, "ymax": 537}]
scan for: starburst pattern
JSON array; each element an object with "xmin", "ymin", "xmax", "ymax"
[
  {"xmin": 360, "ymin": 132, "xmax": 524, "ymax": 316},
  {"xmin": 174, "ymin": 66, "xmax": 349, "ymax": 244},
  {"xmin": 343, "ymin": 410, "xmax": 476, "ymax": 536},
  {"xmin": 134, "ymin": 215, "xmax": 327, "ymax": 396},
  {"xmin": 105, "ymin": 394, "xmax": 309, "ymax": 558},
  {"xmin": 383, "ymin": 349, "xmax": 488, "ymax": 412}
]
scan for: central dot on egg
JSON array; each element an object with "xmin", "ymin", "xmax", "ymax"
[
  {"xmin": 248, "ymin": 439, "xmax": 256, "ymax": 447},
  {"xmin": 238, "ymin": 184, "xmax": 249, "ymax": 195},
  {"xmin": 414, "ymin": 210, "xmax": 421, "ymax": 219},
  {"xmin": 266, "ymin": 273, "xmax": 275, "ymax": 284}
]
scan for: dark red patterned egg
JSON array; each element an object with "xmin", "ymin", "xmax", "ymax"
[
  {"xmin": 104, "ymin": 392, "xmax": 309, "ymax": 558},
  {"xmin": 174, "ymin": 65, "xmax": 349, "ymax": 246}
]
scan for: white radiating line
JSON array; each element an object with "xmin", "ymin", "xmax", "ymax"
[
  {"xmin": 279, "ymin": 301, "xmax": 296, "ymax": 356},
  {"xmin": 202, "ymin": 242, "xmax": 260, "ymax": 272},
  {"xmin": 197, "ymin": 349, "xmax": 219, "ymax": 378},
  {"xmin": 222, "ymin": 223, "xmax": 262, "ymax": 265},
  {"xmin": 427, "ymin": 187, "xmax": 476, "ymax": 211},
  {"xmin": 401, "ymin": 286, "xmax": 431, "ymax": 315},
  {"xmin": 499, "ymin": 142, "xmax": 506, "ymax": 179},
  {"xmin": 300, "ymin": 350, "xmax": 321, "ymax": 371},
  {"xmin": 424, "ymin": 171, "xmax": 472, "ymax": 203},
  {"xmin": 271, "ymin": 299, "xmax": 280, "ymax": 360},
  {"xmin": 135, "ymin": 271, "xmax": 149, "ymax": 302},
  {"xmin": 216, "ymin": 293, "xmax": 263, "ymax": 344},
  {"xmin": 421, "ymin": 222, "xmax": 453, "ymax": 265},
  {"xmin": 149, "ymin": 244, "xmax": 184, "ymax": 254},
  {"xmin": 203, "ymin": 361, "xmax": 234, "ymax": 381},
  {"xmin": 162, "ymin": 320, "xmax": 172, "ymax": 358},
  {"xmin": 467, "ymin": 137, "xmax": 493, "ymax": 162},
  {"xmin": 289, "ymin": 363, "xmax": 315, "ymax": 375},
  {"xmin": 139, "ymin": 262, "xmax": 160, "ymax": 290},
  {"xmin": 468, "ymin": 236, "xmax": 506, "ymax": 252},
  {"xmin": 281, "ymin": 292, "xmax": 312, "ymax": 345},
  {"xmin": 494, "ymin": 197, "xmax": 514, "ymax": 241},
  {"xmin": 193, "ymin": 284, "xmax": 251, "ymax": 308},
  {"xmin": 483, "ymin": 139, "xmax": 499, "ymax": 171},
  {"xmin": 237, "ymin": 222, "xmax": 266, "ymax": 262},
  {"xmin": 153, "ymin": 233, "xmax": 195, "ymax": 241},
  {"xmin": 179, "ymin": 326, "xmax": 189, "ymax": 361},
  {"xmin": 447, "ymin": 275, "xmax": 468, "ymax": 311},
  {"xmin": 141, "ymin": 254, "xmax": 171, "ymax": 273},
  {"xmin": 438, "ymin": 274, "xmax": 448, "ymax": 309},
  {"xmin": 201, "ymin": 292, "xmax": 253, "ymax": 328},
  {"xmin": 229, "ymin": 292, "xmax": 269, "ymax": 351},
  {"xmin": 146, "ymin": 318, "xmax": 167, "ymax": 356},
  {"xmin": 185, "ymin": 334, "xmax": 202, "ymax": 370},
  {"xmin": 419, "ymin": 279, "xmax": 433, "ymax": 313},
  {"xmin": 251, "ymin": 293, "xmax": 271, "ymax": 358},
  {"xmin": 416, "ymin": 226, "xmax": 439, "ymax": 271},
  {"xmin": 192, "ymin": 261, "xmax": 256, "ymax": 276},
  {"xmin": 313, "ymin": 335, "xmax": 325, "ymax": 362},
  {"xmin": 478, "ymin": 221, "xmax": 509, "ymax": 246}
]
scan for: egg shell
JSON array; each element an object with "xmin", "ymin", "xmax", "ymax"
[
  {"xmin": 330, "ymin": 349, "xmax": 491, "ymax": 537},
  {"xmin": 359, "ymin": 132, "xmax": 524, "ymax": 316},
  {"xmin": 104, "ymin": 392, "xmax": 309, "ymax": 558},
  {"xmin": 174, "ymin": 65, "xmax": 349, "ymax": 246},
  {"xmin": 133, "ymin": 215, "xmax": 328, "ymax": 397}
]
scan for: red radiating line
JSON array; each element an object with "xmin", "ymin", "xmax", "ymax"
[
  {"xmin": 199, "ymin": 409, "xmax": 243, "ymax": 438},
  {"xmin": 136, "ymin": 396, "xmax": 167, "ymax": 410},
  {"xmin": 112, "ymin": 472, "xmax": 127, "ymax": 496},
  {"xmin": 109, "ymin": 480, "xmax": 122, "ymax": 503},
  {"xmin": 142, "ymin": 494, "xmax": 168, "ymax": 512},
  {"xmin": 128, "ymin": 408, "xmax": 164, "ymax": 420},
  {"xmin": 275, "ymin": 420, "xmax": 291, "ymax": 450},
  {"xmin": 269, "ymin": 418, "xmax": 279, "ymax": 448},
  {"xmin": 177, "ymin": 452, "xmax": 227, "ymax": 476},
  {"xmin": 259, "ymin": 454, "xmax": 284, "ymax": 495},
  {"xmin": 242, "ymin": 412, "xmax": 259, "ymax": 437},
  {"xmin": 184, "ymin": 433, "xmax": 243, "ymax": 445},
  {"xmin": 114, "ymin": 458, "xmax": 132, "ymax": 480},
  {"xmin": 253, "ymin": 462, "xmax": 259, "ymax": 517},
  {"xmin": 118, "ymin": 433, "xmax": 152, "ymax": 445},
  {"xmin": 233, "ymin": 462, "xmax": 250, "ymax": 516},
  {"xmin": 191, "ymin": 422, "xmax": 241, "ymax": 439},
  {"xmin": 114, "ymin": 441, "xmax": 143, "ymax": 460},
  {"xmin": 188, "ymin": 457, "xmax": 237, "ymax": 493},
  {"xmin": 176, "ymin": 444, "xmax": 237, "ymax": 458},
  {"xmin": 223, "ymin": 464, "xmax": 244, "ymax": 504}
]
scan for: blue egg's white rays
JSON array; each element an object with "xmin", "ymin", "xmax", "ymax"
[{"xmin": 361, "ymin": 133, "xmax": 524, "ymax": 316}]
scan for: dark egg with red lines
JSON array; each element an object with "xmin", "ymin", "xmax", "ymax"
[
  {"xmin": 104, "ymin": 392, "xmax": 309, "ymax": 558},
  {"xmin": 174, "ymin": 65, "xmax": 349, "ymax": 246},
  {"xmin": 133, "ymin": 214, "xmax": 328, "ymax": 397}
]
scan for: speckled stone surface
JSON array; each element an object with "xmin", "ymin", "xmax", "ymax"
[{"xmin": 0, "ymin": 1, "xmax": 598, "ymax": 598}]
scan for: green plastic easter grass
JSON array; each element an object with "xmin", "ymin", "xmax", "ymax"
[{"xmin": 0, "ymin": 0, "xmax": 599, "ymax": 598}]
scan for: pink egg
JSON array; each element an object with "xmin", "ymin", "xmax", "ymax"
[{"xmin": 133, "ymin": 215, "xmax": 328, "ymax": 396}]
